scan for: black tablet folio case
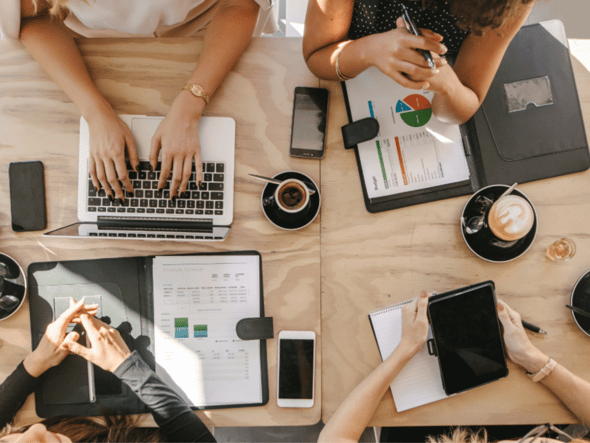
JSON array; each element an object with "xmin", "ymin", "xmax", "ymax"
[
  {"xmin": 342, "ymin": 21, "xmax": 589, "ymax": 213},
  {"xmin": 28, "ymin": 251, "xmax": 270, "ymax": 418}
]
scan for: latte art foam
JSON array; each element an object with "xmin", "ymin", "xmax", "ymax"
[{"xmin": 488, "ymin": 195, "xmax": 534, "ymax": 241}]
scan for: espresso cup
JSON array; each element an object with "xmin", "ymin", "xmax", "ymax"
[
  {"xmin": 263, "ymin": 178, "xmax": 311, "ymax": 216},
  {"xmin": 487, "ymin": 194, "xmax": 535, "ymax": 242}
]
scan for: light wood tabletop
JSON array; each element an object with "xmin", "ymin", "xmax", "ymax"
[
  {"xmin": 0, "ymin": 37, "xmax": 322, "ymax": 428},
  {"xmin": 319, "ymin": 44, "xmax": 590, "ymax": 426}
]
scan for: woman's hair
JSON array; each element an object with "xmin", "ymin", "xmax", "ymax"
[
  {"xmin": 1, "ymin": 414, "xmax": 163, "ymax": 442},
  {"xmin": 426, "ymin": 427, "xmax": 489, "ymax": 443},
  {"xmin": 422, "ymin": 0, "xmax": 535, "ymax": 34},
  {"xmin": 31, "ymin": 0, "xmax": 70, "ymax": 19},
  {"xmin": 426, "ymin": 426, "xmax": 590, "ymax": 443}
]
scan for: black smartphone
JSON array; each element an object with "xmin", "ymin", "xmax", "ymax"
[
  {"xmin": 277, "ymin": 330, "xmax": 315, "ymax": 408},
  {"xmin": 427, "ymin": 281, "xmax": 508, "ymax": 396},
  {"xmin": 9, "ymin": 161, "xmax": 47, "ymax": 232},
  {"xmin": 289, "ymin": 87, "xmax": 329, "ymax": 159}
]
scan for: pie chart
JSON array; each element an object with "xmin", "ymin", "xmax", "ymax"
[{"xmin": 395, "ymin": 94, "xmax": 432, "ymax": 127}]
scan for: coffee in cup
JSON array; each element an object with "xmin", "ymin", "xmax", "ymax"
[
  {"xmin": 277, "ymin": 180, "xmax": 308, "ymax": 212},
  {"xmin": 487, "ymin": 194, "xmax": 534, "ymax": 241},
  {"xmin": 264, "ymin": 178, "xmax": 310, "ymax": 215}
]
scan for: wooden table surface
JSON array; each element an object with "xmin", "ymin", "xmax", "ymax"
[
  {"xmin": 0, "ymin": 37, "xmax": 322, "ymax": 428},
  {"xmin": 319, "ymin": 44, "xmax": 590, "ymax": 426}
]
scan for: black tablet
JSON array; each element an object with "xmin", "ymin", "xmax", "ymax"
[{"xmin": 427, "ymin": 281, "xmax": 508, "ymax": 396}]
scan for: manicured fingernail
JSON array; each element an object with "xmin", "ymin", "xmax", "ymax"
[
  {"xmin": 172, "ymin": 195, "xmax": 177, "ymax": 203},
  {"xmin": 421, "ymin": 291, "xmax": 428, "ymax": 298},
  {"xmin": 497, "ymin": 303, "xmax": 504, "ymax": 311},
  {"xmin": 108, "ymin": 195, "xmax": 114, "ymax": 202},
  {"xmin": 119, "ymin": 198, "xmax": 125, "ymax": 204},
  {"xmin": 435, "ymin": 69, "xmax": 440, "ymax": 74},
  {"xmin": 129, "ymin": 191, "xmax": 134, "ymax": 197},
  {"xmin": 150, "ymin": 164, "xmax": 153, "ymax": 172},
  {"xmin": 422, "ymin": 83, "xmax": 430, "ymax": 90}
]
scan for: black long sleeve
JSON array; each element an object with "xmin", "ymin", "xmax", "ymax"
[
  {"xmin": 114, "ymin": 351, "xmax": 215, "ymax": 442},
  {"xmin": 0, "ymin": 361, "xmax": 41, "ymax": 429}
]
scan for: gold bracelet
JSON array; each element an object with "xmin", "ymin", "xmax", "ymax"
[
  {"xmin": 335, "ymin": 50, "xmax": 352, "ymax": 82},
  {"xmin": 182, "ymin": 84, "xmax": 209, "ymax": 104}
]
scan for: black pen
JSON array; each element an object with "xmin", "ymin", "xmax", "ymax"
[
  {"xmin": 522, "ymin": 319, "xmax": 547, "ymax": 335},
  {"xmin": 400, "ymin": 4, "xmax": 436, "ymax": 71}
]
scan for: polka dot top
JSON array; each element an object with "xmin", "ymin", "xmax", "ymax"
[{"xmin": 348, "ymin": 0, "xmax": 469, "ymax": 59}]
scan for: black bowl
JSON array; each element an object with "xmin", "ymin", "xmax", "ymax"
[
  {"xmin": 571, "ymin": 270, "xmax": 590, "ymax": 337},
  {"xmin": 460, "ymin": 185, "xmax": 537, "ymax": 263},
  {"xmin": 261, "ymin": 171, "xmax": 320, "ymax": 230}
]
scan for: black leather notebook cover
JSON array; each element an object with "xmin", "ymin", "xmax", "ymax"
[
  {"xmin": 28, "ymin": 251, "xmax": 269, "ymax": 418},
  {"xmin": 342, "ymin": 21, "xmax": 589, "ymax": 213}
]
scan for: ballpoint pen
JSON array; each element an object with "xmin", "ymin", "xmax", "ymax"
[
  {"xmin": 400, "ymin": 4, "xmax": 436, "ymax": 71},
  {"xmin": 522, "ymin": 319, "xmax": 547, "ymax": 335}
]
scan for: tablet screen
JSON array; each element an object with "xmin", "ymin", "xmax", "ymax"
[{"xmin": 428, "ymin": 283, "xmax": 508, "ymax": 395}]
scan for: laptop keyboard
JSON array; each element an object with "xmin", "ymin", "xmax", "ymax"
[{"xmin": 87, "ymin": 161, "xmax": 225, "ymax": 217}]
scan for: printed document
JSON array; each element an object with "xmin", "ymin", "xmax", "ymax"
[
  {"xmin": 345, "ymin": 67, "xmax": 470, "ymax": 200},
  {"xmin": 153, "ymin": 254, "xmax": 263, "ymax": 407}
]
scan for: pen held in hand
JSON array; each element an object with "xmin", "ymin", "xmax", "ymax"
[
  {"xmin": 521, "ymin": 319, "xmax": 547, "ymax": 335},
  {"xmin": 400, "ymin": 4, "xmax": 436, "ymax": 71}
]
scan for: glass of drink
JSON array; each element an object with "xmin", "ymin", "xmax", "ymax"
[{"xmin": 545, "ymin": 238, "xmax": 576, "ymax": 261}]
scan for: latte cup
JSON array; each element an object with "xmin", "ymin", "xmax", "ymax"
[{"xmin": 487, "ymin": 194, "xmax": 535, "ymax": 241}]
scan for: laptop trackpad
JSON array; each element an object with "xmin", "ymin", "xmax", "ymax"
[{"xmin": 130, "ymin": 117, "xmax": 163, "ymax": 159}]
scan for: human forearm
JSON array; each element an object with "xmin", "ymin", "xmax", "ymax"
[
  {"xmin": 304, "ymin": 38, "xmax": 372, "ymax": 81},
  {"xmin": 429, "ymin": 65, "xmax": 480, "ymax": 125},
  {"xmin": 516, "ymin": 348, "xmax": 590, "ymax": 426},
  {"xmin": 0, "ymin": 362, "xmax": 41, "ymax": 428},
  {"xmin": 115, "ymin": 352, "xmax": 215, "ymax": 442},
  {"xmin": 186, "ymin": 0, "xmax": 259, "ymax": 98},
  {"xmin": 540, "ymin": 363, "xmax": 590, "ymax": 426},
  {"xmin": 20, "ymin": 17, "xmax": 113, "ymax": 121},
  {"xmin": 318, "ymin": 345, "xmax": 414, "ymax": 443}
]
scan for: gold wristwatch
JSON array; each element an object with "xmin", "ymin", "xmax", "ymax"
[{"xmin": 182, "ymin": 84, "xmax": 209, "ymax": 104}]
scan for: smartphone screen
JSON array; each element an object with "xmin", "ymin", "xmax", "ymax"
[
  {"xmin": 278, "ymin": 337, "xmax": 315, "ymax": 401},
  {"xmin": 9, "ymin": 161, "xmax": 47, "ymax": 232},
  {"xmin": 428, "ymin": 283, "xmax": 508, "ymax": 395},
  {"xmin": 289, "ymin": 87, "xmax": 328, "ymax": 159}
]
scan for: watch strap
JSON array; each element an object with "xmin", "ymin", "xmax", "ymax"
[{"xmin": 527, "ymin": 357, "xmax": 556, "ymax": 382}]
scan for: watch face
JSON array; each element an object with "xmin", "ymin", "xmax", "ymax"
[
  {"xmin": 191, "ymin": 85, "xmax": 204, "ymax": 95},
  {"xmin": 185, "ymin": 84, "xmax": 208, "ymax": 104}
]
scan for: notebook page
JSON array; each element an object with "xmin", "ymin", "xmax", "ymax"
[
  {"xmin": 152, "ymin": 254, "xmax": 263, "ymax": 407},
  {"xmin": 369, "ymin": 302, "xmax": 448, "ymax": 412}
]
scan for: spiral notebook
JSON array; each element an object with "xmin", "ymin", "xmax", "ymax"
[{"xmin": 368, "ymin": 300, "xmax": 448, "ymax": 412}]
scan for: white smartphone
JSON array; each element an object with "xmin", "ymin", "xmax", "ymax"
[{"xmin": 277, "ymin": 330, "xmax": 316, "ymax": 408}]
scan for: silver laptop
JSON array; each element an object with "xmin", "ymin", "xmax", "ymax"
[{"xmin": 45, "ymin": 115, "xmax": 235, "ymax": 241}]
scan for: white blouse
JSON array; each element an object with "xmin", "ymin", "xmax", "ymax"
[{"xmin": 1, "ymin": 0, "xmax": 278, "ymax": 40}]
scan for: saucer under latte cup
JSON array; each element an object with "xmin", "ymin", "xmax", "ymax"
[
  {"xmin": 261, "ymin": 171, "xmax": 320, "ymax": 231},
  {"xmin": 461, "ymin": 185, "xmax": 537, "ymax": 263}
]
